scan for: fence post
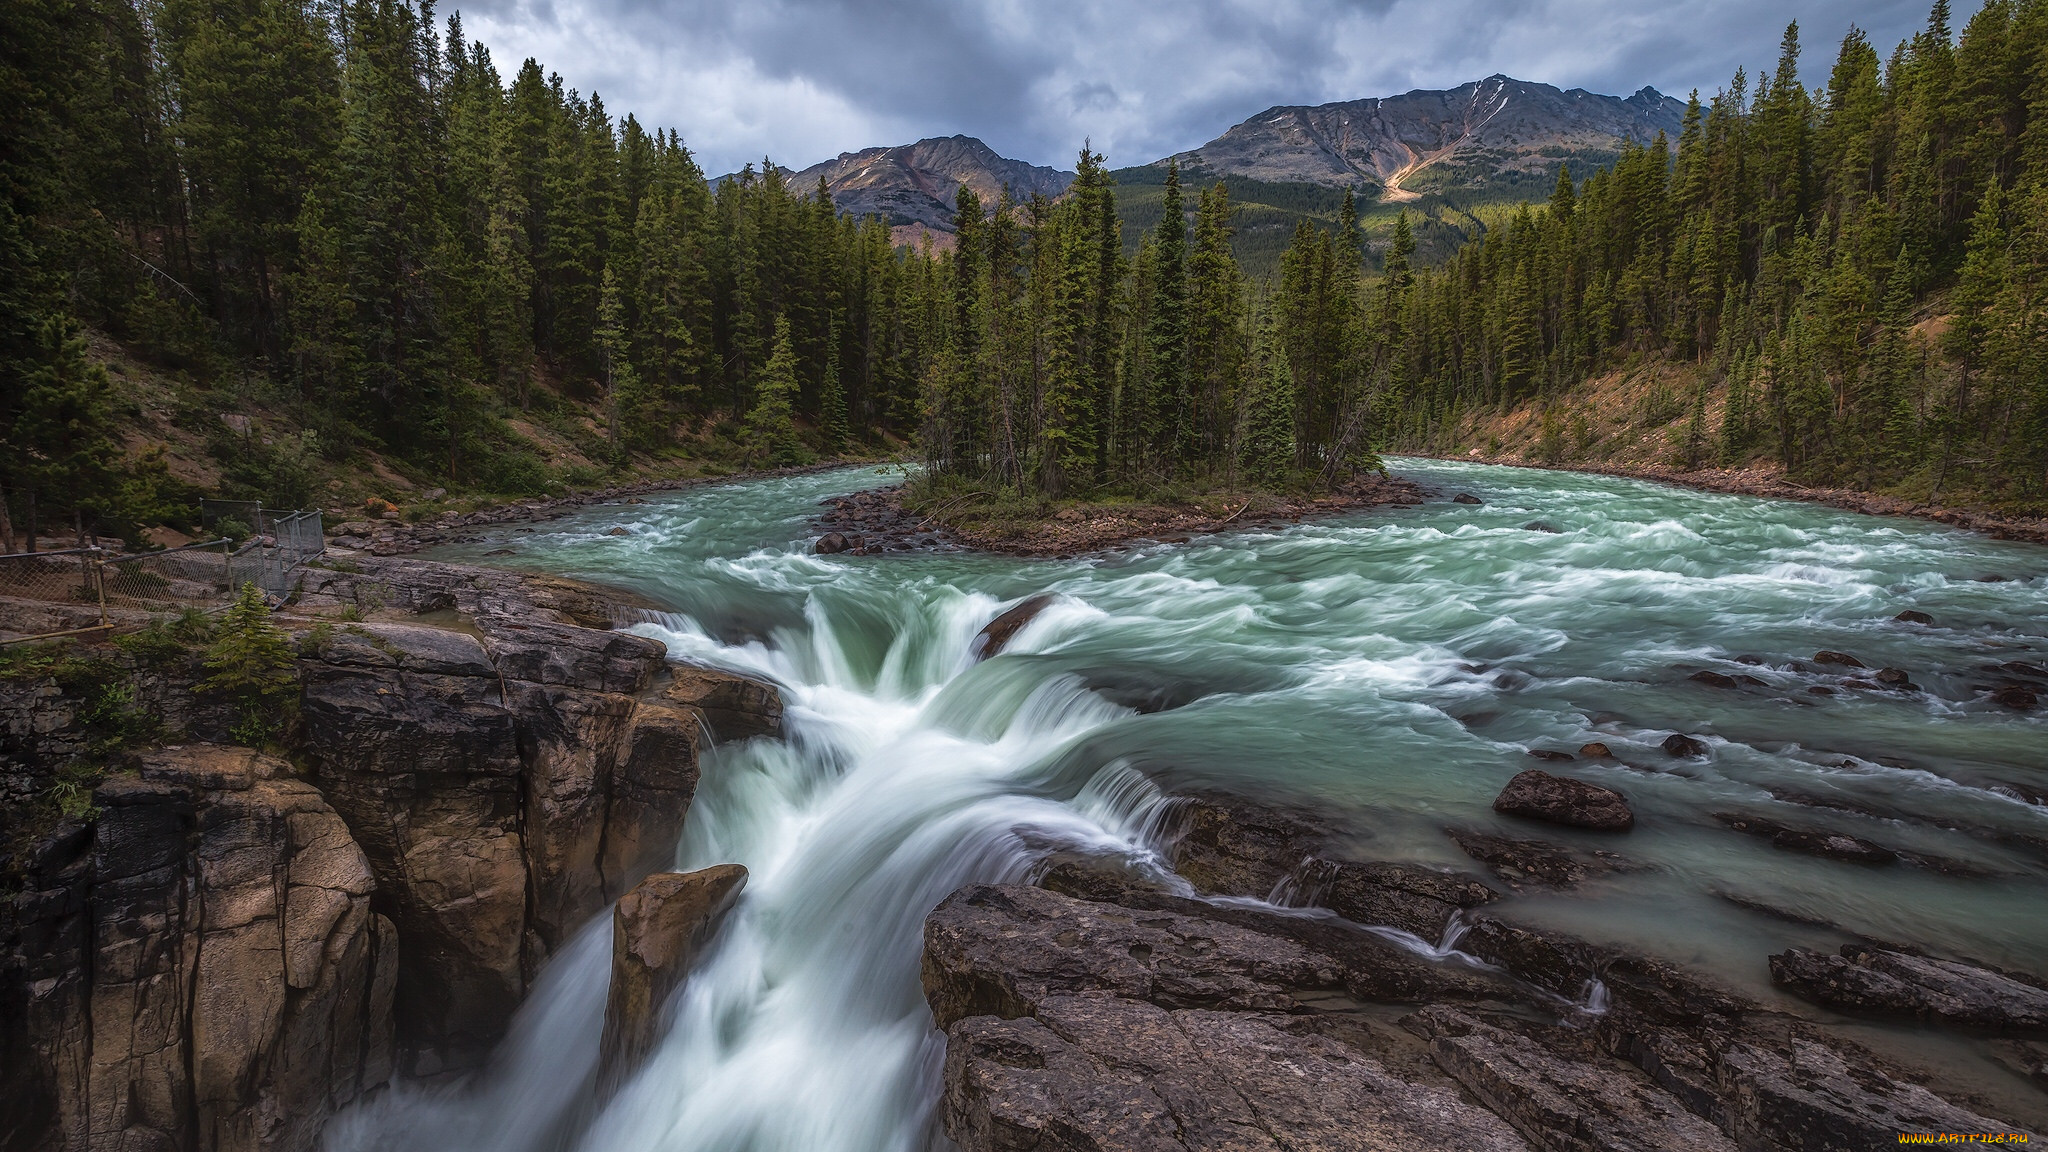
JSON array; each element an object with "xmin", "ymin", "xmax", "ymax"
[{"xmin": 91, "ymin": 550, "xmax": 108, "ymax": 628}]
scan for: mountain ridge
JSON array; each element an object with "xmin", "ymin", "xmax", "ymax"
[
  {"xmin": 1152, "ymin": 75, "xmax": 1687, "ymax": 198},
  {"xmin": 764, "ymin": 135, "xmax": 1075, "ymax": 242}
]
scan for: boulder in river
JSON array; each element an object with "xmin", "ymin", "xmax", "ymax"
[
  {"xmin": 1578, "ymin": 741, "xmax": 1612, "ymax": 758},
  {"xmin": 1662, "ymin": 732, "xmax": 1709, "ymax": 758},
  {"xmin": 1812, "ymin": 650, "xmax": 1865, "ymax": 668},
  {"xmin": 1990, "ymin": 685, "xmax": 2038, "ymax": 711},
  {"xmin": 1874, "ymin": 667, "xmax": 1916, "ymax": 690},
  {"xmin": 1492, "ymin": 769, "xmax": 1634, "ymax": 831},
  {"xmin": 1689, "ymin": 670, "xmax": 1738, "ymax": 688},
  {"xmin": 970, "ymin": 593, "xmax": 1056, "ymax": 659},
  {"xmin": 1447, "ymin": 829, "xmax": 1634, "ymax": 887},
  {"xmin": 1522, "ymin": 521, "xmax": 1560, "ymax": 532},
  {"xmin": 1770, "ymin": 945, "xmax": 2048, "ymax": 1034},
  {"xmin": 1894, "ymin": 610, "xmax": 1935, "ymax": 625},
  {"xmin": 1525, "ymin": 748, "xmax": 1575, "ymax": 762},
  {"xmin": 814, "ymin": 531, "xmax": 851, "ymax": 554},
  {"xmin": 599, "ymin": 865, "xmax": 749, "ymax": 1089},
  {"xmin": 1453, "ymin": 492, "xmax": 1484, "ymax": 504}
]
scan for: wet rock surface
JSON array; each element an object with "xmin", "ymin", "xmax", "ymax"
[
  {"xmin": 1712, "ymin": 812, "xmax": 1901, "ymax": 865},
  {"xmin": 1492, "ymin": 769, "xmax": 1635, "ymax": 831},
  {"xmin": 1448, "ymin": 829, "xmax": 1643, "ymax": 888},
  {"xmin": 659, "ymin": 665, "xmax": 784, "ymax": 741},
  {"xmin": 1406, "ymin": 1005, "xmax": 1738, "ymax": 1151},
  {"xmin": 289, "ymin": 564, "xmax": 780, "ymax": 1072},
  {"xmin": 927, "ymin": 785, "xmax": 2037, "ymax": 1151},
  {"xmin": 941, "ymin": 995, "xmax": 1533, "ymax": 1152},
  {"xmin": 970, "ymin": 594, "xmax": 1057, "ymax": 660},
  {"xmin": 599, "ymin": 865, "xmax": 748, "ymax": 1088},
  {"xmin": 1770, "ymin": 945, "xmax": 2048, "ymax": 1033},
  {"xmin": 810, "ymin": 487, "xmax": 953, "ymax": 554}
]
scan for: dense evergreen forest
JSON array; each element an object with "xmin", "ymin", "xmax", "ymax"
[
  {"xmin": 0, "ymin": 0, "xmax": 932, "ymax": 546},
  {"xmin": 4, "ymin": 0, "xmax": 2045, "ymax": 546},
  {"xmin": 918, "ymin": 1, "xmax": 2048, "ymax": 510},
  {"xmin": 1366, "ymin": 2, "xmax": 2048, "ymax": 508}
]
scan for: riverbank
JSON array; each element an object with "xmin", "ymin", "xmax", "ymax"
[
  {"xmin": 329, "ymin": 460, "xmax": 900, "ymax": 555},
  {"xmin": 814, "ymin": 472, "xmax": 1431, "ymax": 557},
  {"xmin": 1423, "ymin": 453, "xmax": 2048, "ymax": 546}
]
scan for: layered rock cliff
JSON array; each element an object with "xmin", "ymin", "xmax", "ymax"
[{"xmin": 0, "ymin": 556, "xmax": 783, "ymax": 1152}]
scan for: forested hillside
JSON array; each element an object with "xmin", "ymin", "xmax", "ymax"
[
  {"xmin": 0, "ymin": 0, "xmax": 937, "ymax": 547},
  {"xmin": 6, "ymin": 0, "xmax": 2045, "ymax": 546},
  {"xmin": 1363, "ymin": 3, "xmax": 2048, "ymax": 509}
]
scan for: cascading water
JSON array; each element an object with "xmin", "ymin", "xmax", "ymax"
[
  {"xmin": 329, "ymin": 575, "xmax": 1183, "ymax": 1152},
  {"xmin": 326, "ymin": 458, "xmax": 2048, "ymax": 1150}
]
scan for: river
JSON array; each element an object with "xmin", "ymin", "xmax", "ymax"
[{"xmin": 325, "ymin": 458, "xmax": 2048, "ymax": 1151}]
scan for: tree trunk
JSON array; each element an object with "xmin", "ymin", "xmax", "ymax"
[{"xmin": 0, "ymin": 480, "xmax": 14, "ymax": 554}]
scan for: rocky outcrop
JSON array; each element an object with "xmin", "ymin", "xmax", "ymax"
[
  {"xmin": 297, "ymin": 614, "xmax": 752, "ymax": 1072},
  {"xmin": 2, "ymin": 746, "xmax": 395, "ymax": 1152},
  {"xmin": 941, "ymin": 997, "xmax": 1533, "ymax": 1152},
  {"xmin": 659, "ymin": 667, "xmax": 783, "ymax": 742},
  {"xmin": 297, "ymin": 623, "xmax": 530, "ymax": 1070},
  {"xmin": 1406, "ymin": 1006, "xmax": 1737, "ymax": 1151},
  {"xmin": 970, "ymin": 594, "xmax": 1056, "ymax": 660},
  {"xmin": 1770, "ymin": 945, "xmax": 2048, "ymax": 1033},
  {"xmin": 1493, "ymin": 769, "xmax": 1634, "ymax": 831},
  {"xmin": 4, "ymin": 556, "xmax": 789, "ymax": 1148},
  {"xmin": 926, "ymin": 782, "xmax": 2032, "ymax": 1152},
  {"xmin": 924, "ymin": 885, "xmax": 1532, "ymax": 1151},
  {"xmin": 293, "ymin": 555, "xmax": 643, "ymax": 628},
  {"xmin": 597, "ymin": 865, "xmax": 747, "ymax": 1088}
]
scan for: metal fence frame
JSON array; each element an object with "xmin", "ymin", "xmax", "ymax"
[
  {"xmin": 0, "ymin": 520, "xmax": 321, "ymax": 645},
  {"xmin": 0, "ymin": 548, "xmax": 111, "ymax": 643}
]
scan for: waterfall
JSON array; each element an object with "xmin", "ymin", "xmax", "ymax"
[{"xmin": 330, "ymin": 590, "xmax": 1174, "ymax": 1152}]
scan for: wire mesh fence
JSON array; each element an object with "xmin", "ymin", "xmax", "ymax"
[
  {"xmin": 99, "ymin": 540, "xmax": 241, "ymax": 608},
  {"xmin": 1, "ymin": 510, "xmax": 326, "ymax": 643},
  {"xmin": 0, "ymin": 549, "xmax": 104, "ymax": 606}
]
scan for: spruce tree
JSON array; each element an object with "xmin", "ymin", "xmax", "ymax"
[{"xmin": 746, "ymin": 316, "xmax": 807, "ymax": 466}]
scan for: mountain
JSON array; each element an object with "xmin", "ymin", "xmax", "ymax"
[
  {"xmin": 780, "ymin": 135, "xmax": 1074, "ymax": 244},
  {"xmin": 1113, "ymin": 76, "xmax": 1688, "ymax": 274},
  {"xmin": 1160, "ymin": 75, "xmax": 1684, "ymax": 198}
]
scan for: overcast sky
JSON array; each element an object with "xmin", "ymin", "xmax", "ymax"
[{"xmin": 450, "ymin": 0, "xmax": 1969, "ymax": 176}]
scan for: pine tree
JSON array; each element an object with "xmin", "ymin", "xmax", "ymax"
[
  {"xmin": 819, "ymin": 322, "xmax": 849, "ymax": 454},
  {"xmin": 746, "ymin": 316, "xmax": 807, "ymax": 466},
  {"xmin": 1240, "ymin": 329, "xmax": 1296, "ymax": 486}
]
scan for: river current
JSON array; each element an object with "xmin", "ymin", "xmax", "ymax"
[{"xmin": 327, "ymin": 458, "xmax": 2048, "ymax": 1152}]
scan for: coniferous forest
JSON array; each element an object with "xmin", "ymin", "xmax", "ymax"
[{"xmin": 4, "ymin": 0, "xmax": 2047, "ymax": 546}]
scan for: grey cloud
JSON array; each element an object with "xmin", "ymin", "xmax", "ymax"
[{"xmin": 448, "ymin": 0, "xmax": 1976, "ymax": 176}]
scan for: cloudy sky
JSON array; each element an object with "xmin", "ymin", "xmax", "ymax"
[{"xmin": 451, "ymin": 0, "xmax": 1967, "ymax": 176}]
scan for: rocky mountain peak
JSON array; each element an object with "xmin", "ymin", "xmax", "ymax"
[
  {"xmin": 781, "ymin": 135, "xmax": 1074, "ymax": 243},
  {"xmin": 1156, "ymin": 75, "xmax": 1687, "ymax": 201}
]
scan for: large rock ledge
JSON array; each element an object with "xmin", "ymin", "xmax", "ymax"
[
  {"xmin": 922, "ymin": 790, "xmax": 2037, "ymax": 1151},
  {"xmin": 6, "ymin": 746, "xmax": 395, "ymax": 1152},
  {"xmin": 2, "ymin": 556, "xmax": 788, "ymax": 1152}
]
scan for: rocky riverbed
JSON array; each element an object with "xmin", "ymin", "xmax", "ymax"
[{"xmin": 921, "ymin": 788, "xmax": 2047, "ymax": 1150}]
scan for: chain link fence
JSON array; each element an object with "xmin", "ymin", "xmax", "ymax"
[{"xmin": 0, "ymin": 512, "xmax": 323, "ymax": 644}]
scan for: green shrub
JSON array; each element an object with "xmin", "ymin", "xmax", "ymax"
[{"xmin": 202, "ymin": 584, "xmax": 299, "ymax": 745}]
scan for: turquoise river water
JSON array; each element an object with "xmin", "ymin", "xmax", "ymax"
[{"xmin": 327, "ymin": 458, "xmax": 2048, "ymax": 1152}]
